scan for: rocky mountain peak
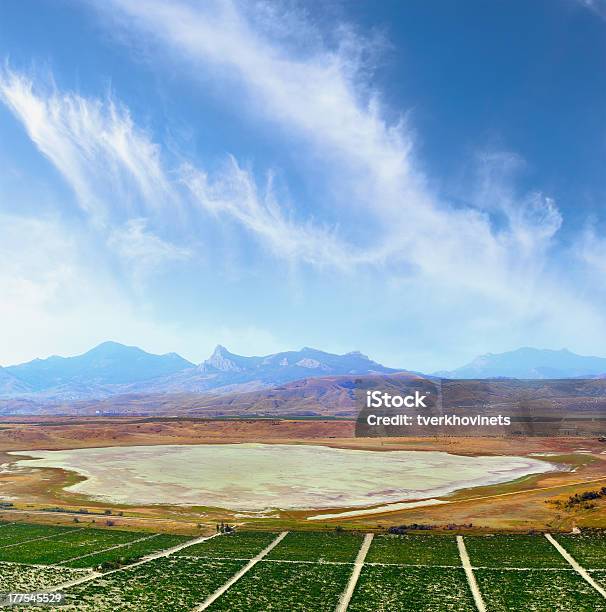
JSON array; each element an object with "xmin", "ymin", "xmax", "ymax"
[{"xmin": 204, "ymin": 345, "xmax": 242, "ymax": 372}]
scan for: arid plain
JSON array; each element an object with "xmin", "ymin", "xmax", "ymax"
[{"xmin": 1, "ymin": 417, "xmax": 605, "ymax": 536}]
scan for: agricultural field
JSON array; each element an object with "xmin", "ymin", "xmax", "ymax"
[
  {"xmin": 206, "ymin": 560, "xmax": 353, "ymax": 611},
  {"xmin": 555, "ymin": 531, "xmax": 606, "ymax": 569},
  {"xmin": 348, "ymin": 565, "xmax": 475, "ymax": 612},
  {"xmin": 0, "ymin": 561, "xmax": 89, "ymax": 591},
  {"xmin": 464, "ymin": 534, "xmax": 569, "ymax": 568},
  {"xmin": 365, "ymin": 533, "xmax": 461, "ymax": 566},
  {"xmin": 475, "ymin": 569, "xmax": 606, "ymax": 611},
  {"xmin": 61, "ymin": 534, "xmax": 192, "ymax": 569},
  {"xmin": 265, "ymin": 531, "xmax": 363, "ymax": 562},
  {"xmin": 174, "ymin": 531, "xmax": 277, "ymax": 559},
  {"xmin": 61, "ymin": 557, "xmax": 245, "ymax": 612},
  {"xmin": 592, "ymin": 571, "xmax": 606, "ymax": 591},
  {"xmin": 0, "ymin": 526, "xmax": 144, "ymax": 564},
  {"xmin": 3, "ymin": 522, "xmax": 606, "ymax": 610},
  {"xmin": 0, "ymin": 522, "xmax": 75, "ymax": 545}
]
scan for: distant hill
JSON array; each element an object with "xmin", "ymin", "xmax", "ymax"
[
  {"xmin": 0, "ymin": 372, "xmax": 425, "ymax": 417},
  {"xmin": 435, "ymin": 347, "xmax": 606, "ymax": 379},
  {"xmin": 0, "ymin": 342, "xmax": 401, "ymax": 401},
  {"xmin": 130, "ymin": 345, "xmax": 400, "ymax": 395},
  {"xmin": 0, "ymin": 366, "xmax": 33, "ymax": 396},
  {"xmin": 202, "ymin": 345, "xmax": 387, "ymax": 376},
  {"xmin": 4, "ymin": 376, "xmax": 606, "ymax": 431},
  {"xmin": 4, "ymin": 342, "xmax": 194, "ymax": 398},
  {"xmin": 5, "ymin": 342, "xmax": 606, "ymax": 409}
]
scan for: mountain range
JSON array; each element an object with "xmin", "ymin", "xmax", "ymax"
[
  {"xmin": 435, "ymin": 347, "xmax": 606, "ymax": 379},
  {"xmin": 0, "ymin": 342, "xmax": 398, "ymax": 400},
  {"xmin": 2, "ymin": 343, "xmax": 606, "ymax": 405}
]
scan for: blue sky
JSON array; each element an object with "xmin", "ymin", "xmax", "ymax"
[{"xmin": 2, "ymin": 0, "xmax": 606, "ymax": 371}]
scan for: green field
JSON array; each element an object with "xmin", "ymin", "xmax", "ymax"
[
  {"xmin": 464, "ymin": 534, "xmax": 569, "ymax": 568},
  {"xmin": 0, "ymin": 522, "xmax": 76, "ymax": 546},
  {"xmin": 348, "ymin": 565, "xmax": 475, "ymax": 612},
  {"xmin": 265, "ymin": 531, "xmax": 363, "ymax": 562},
  {"xmin": 365, "ymin": 533, "xmax": 461, "ymax": 566},
  {"xmin": 61, "ymin": 534, "xmax": 192, "ymax": 569},
  {"xmin": 207, "ymin": 561, "xmax": 352, "ymax": 611},
  {"xmin": 3, "ymin": 522, "xmax": 606, "ymax": 611},
  {"xmin": 61, "ymin": 557, "xmax": 245, "ymax": 612},
  {"xmin": 174, "ymin": 531, "xmax": 277, "ymax": 559},
  {"xmin": 0, "ymin": 561, "xmax": 88, "ymax": 592},
  {"xmin": 555, "ymin": 532, "xmax": 606, "ymax": 569},
  {"xmin": 592, "ymin": 571, "xmax": 606, "ymax": 592},
  {"xmin": 475, "ymin": 568, "xmax": 606, "ymax": 611},
  {"xmin": 0, "ymin": 527, "xmax": 144, "ymax": 564}
]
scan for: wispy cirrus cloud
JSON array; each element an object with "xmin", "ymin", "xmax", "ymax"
[
  {"xmin": 0, "ymin": 67, "xmax": 173, "ymax": 223},
  {"xmin": 0, "ymin": 2, "xmax": 575, "ymax": 296},
  {"xmin": 181, "ymin": 158, "xmax": 381, "ymax": 269},
  {"xmin": 94, "ymin": 1, "xmax": 571, "ymax": 293},
  {"xmin": 577, "ymin": 0, "xmax": 606, "ymax": 20},
  {"xmin": 579, "ymin": 222, "xmax": 606, "ymax": 279},
  {"xmin": 83, "ymin": 0, "xmax": 606, "ymax": 359},
  {"xmin": 0, "ymin": 64, "xmax": 359, "ymax": 271},
  {"xmin": 0, "ymin": 25, "xmax": 562, "ymax": 289},
  {"xmin": 108, "ymin": 218, "xmax": 193, "ymax": 279}
]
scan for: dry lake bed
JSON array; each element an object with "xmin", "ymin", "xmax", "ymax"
[{"xmin": 9, "ymin": 443, "xmax": 556, "ymax": 511}]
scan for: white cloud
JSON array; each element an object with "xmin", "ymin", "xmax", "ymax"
[
  {"xmin": 181, "ymin": 158, "xmax": 379, "ymax": 269},
  {"xmin": 0, "ymin": 64, "xmax": 361, "ymax": 271},
  {"xmin": 108, "ymin": 218, "xmax": 192, "ymax": 280},
  {"xmin": 0, "ymin": 67, "xmax": 174, "ymax": 223},
  {"xmin": 97, "ymin": 0, "xmax": 417, "ymax": 200},
  {"xmin": 0, "ymin": 40, "xmax": 559, "ymax": 294},
  {"xmin": 88, "ymin": 0, "xmax": 606, "ymax": 354},
  {"xmin": 579, "ymin": 223, "xmax": 606, "ymax": 276},
  {"xmin": 96, "ymin": 2, "xmax": 566, "ymax": 284},
  {"xmin": 577, "ymin": 0, "xmax": 606, "ymax": 19},
  {"xmin": 1, "ymin": 214, "xmax": 78, "ymax": 314}
]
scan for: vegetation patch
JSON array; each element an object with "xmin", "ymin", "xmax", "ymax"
[
  {"xmin": 0, "ymin": 561, "xmax": 88, "ymax": 591},
  {"xmin": 475, "ymin": 568, "xmax": 606, "ymax": 611},
  {"xmin": 61, "ymin": 557, "xmax": 245, "ymax": 611},
  {"xmin": 555, "ymin": 531, "xmax": 606, "ymax": 569},
  {"xmin": 464, "ymin": 535, "xmax": 568, "ymax": 568},
  {"xmin": 265, "ymin": 531, "xmax": 363, "ymax": 563},
  {"xmin": 549, "ymin": 488, "xmax": 606, "ymax": 511},
  {"xmin": 0, "ymin": 527, "xmax": 143, "ymax": 564},
  {"xmin": 366, "ymin": 534, "xmax": 460, "ymax": 566},
  {"xmin": 62, "ymin": 534, "xmax": 192, "ymax": 569},
  {"xmin": 6, "ymin": 523, "xmax": 606, "ymax": 611},
  {"xmin": 348, "ymin": 565, "xmax": 475, "ymax": 611},
  {"xmin": 0, "ymin": 522, "xmax": 76, "ymax": 547},
  {"xmin": 173, "ymin": 531, "xmax": 276, "ymax": 559},
  {"xmin": 590, "ymin": 570, "xmax": 606, "ymax": 591},
  {"xmin": 207, "ymin": 560, "xmax": 352, "ymax": 611}
]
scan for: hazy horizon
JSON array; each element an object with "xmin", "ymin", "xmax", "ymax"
[{"xmin": 4, "ymin": 339, "xmax": 606, "ymax": 376}]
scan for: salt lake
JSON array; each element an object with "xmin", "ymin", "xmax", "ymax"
[{"xmin": 10, "ymin": 443, "xmax": 556, "ymax": 511}]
